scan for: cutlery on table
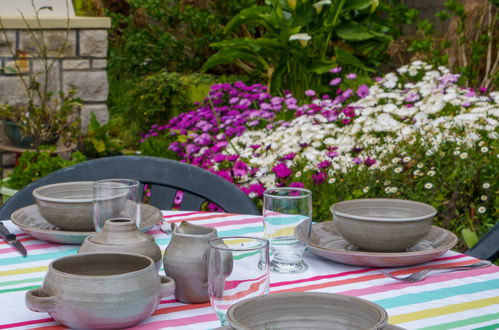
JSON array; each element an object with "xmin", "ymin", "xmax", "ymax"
[
  {"xmin": 0, "ymin": 221, "xmax": 27, "ymax": 257},
  {"xmin": 380, "ymin": 260, "xmax": 492, "ymax": 282}
]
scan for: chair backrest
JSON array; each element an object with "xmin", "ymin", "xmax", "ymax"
[
  {"xmin": 0, "ymin": 155, "xmax": 260, "ymax": 219},
  {"xmin": 466, "ymin": 221, "xmax": 499, "ymax": 262}
]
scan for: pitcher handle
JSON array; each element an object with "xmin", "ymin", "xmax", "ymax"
[
  {"xmin": 159, "ymin": 275, "xmax": 175, "ymax": 298},
  {"xmin": 25, "ymin": 288, "xmax": 57, "ymax": 313}
]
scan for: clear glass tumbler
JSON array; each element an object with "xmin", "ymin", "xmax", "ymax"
[
  {"xmin": 208, "ymin": 236, "xmax": 269, "ymax": 326},
  {"xmin": 92, "ymin": 178, "xmax": 141, "ymax": 232},
  {"xmin": 263, "ymin": 187, "xmax": 312, "ymax": 273}
]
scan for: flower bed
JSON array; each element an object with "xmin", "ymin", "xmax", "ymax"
[{"xmin": 141, "ymin": 61, "xmax": 498, "ymax": 249}]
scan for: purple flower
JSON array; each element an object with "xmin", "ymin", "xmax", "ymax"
[
  {"xmin": 289, "ymin": 182, "xmax": 305, "ymax": 188},
  {"xmin": 272, "ymin": 163, "xmax": 292, "ymax": 178},
  {"xmin": 213, "ymin": 154, "xmax": 227, "ymax": 163},
  {"xmin": 195, "ymin": 133, "xmax": 212, "ymax": 146},
  {"xmin": 305, "ymin": 90, "xmax": 316, "ymax": 97},
  {"xmin": 346, "ymin": 73, "xmax": 357, "ymax": 79},
  {"xmin": 329, "ymin": 78, "xmax": 342, "ymax": 86},
  {"xmin": 233, "ymin": 161, "xmax": 248, "ymax": 177},
  {"xmin": 352, "ymin": 157, "xmax": 362, "ymax": 164},
  {"xmin": 283, "ymin": 153, "xmax": 296, "ymax": 160},
  {"xmin": 405, "ymin": 92, "xmax": 420, "ymax": 103},
  {"xmin": 364, "ymin": 157, "xmax": 377, "ymax": 167},
  {"xmin": 317, "ymin": 160, "xmax": 331, "ymax": 169},
  {"xmin": 330, "ymin": 67, "xmax": 342, "ymax": 73},
  {"xmin": 356, "ymin": 84, "xmax": 369, "ymax": 98},
  {"xmin": 227, "ymin": 154, "xmax": 239, "ymax": 162},
  {"xmin": 479, "ymin": 87, "xmax": 487, "ymax": 93},
  {"xmin": 312, "ymin": 172, "xmax": 327, "ymax": 185},
  {"xmin": 248, "ymin": 183, "xmax": 266, "ymax": 197}
]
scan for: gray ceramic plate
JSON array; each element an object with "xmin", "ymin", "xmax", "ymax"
[
  {"xmin": 225, "ymin": 292, "xmax": 389, "ymax": 330},
  {"xmin": 297, "ymin": 222, "xmax": 458, "ymax": 267},
  {"xmin": 216, "ymin": 324, "xmax": 405, "ymax": 330},
  {"xmin": 11, "ymin": 203, "xmax": 162, "ymax": 245}
]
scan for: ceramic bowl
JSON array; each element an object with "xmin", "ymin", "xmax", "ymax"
[
  {"xmin": 32, "ymin": 181, "xmax": 125, "ymax": 231},
  {"xmin": 226, "ymin": 292, "xmax": 388, "ymax": 330},
  {"xmin": 330, "ymin": 198, "xmax": 436, "ymax": 252},
  {"xmin": 25, "ymin": 253, "xmax": 175, "ymax": 330}
]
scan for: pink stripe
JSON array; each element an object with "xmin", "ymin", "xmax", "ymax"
[
  {"xmin": 270, "ymin": 254, "xmax": 467, "ymax": 288},
  {"xmin": 338, "ymin": 264, "xmax": 499, "ymax": 297},
  {"xmin": 162, "ymin": 212, "xmax": 203, "ymax": 219},
  {"xmin": 0, "ymin": 243, "xmax": 67, "ymax": 254},
  {"xmin": 0, "ymin": 318, "xmax": 55, "ymax": 329},
  {"xmin": 132, "ymin": 312, "xmax": 218, "ymax": 329},
  {"xmin": 201, "ymin": 216, "xmax": 262, "ymax": 228}
]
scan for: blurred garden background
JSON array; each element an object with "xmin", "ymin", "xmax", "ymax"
[{"xmin": 0, "ymin": 0, "xmax": 497, "ymax": 252}]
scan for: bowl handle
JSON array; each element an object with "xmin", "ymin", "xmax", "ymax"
[
  {"xmin": 159, "ymin": 275, "xmax": 175, "ymax": 298},
  {"xmin": 25, "ymin": 288, "xmax": 57, "ymax": 313}
]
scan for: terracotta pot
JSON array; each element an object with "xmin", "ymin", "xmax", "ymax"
[
  {"xmin": 163, "ymin": 221, "xmax": 217, "ymax": 303},
  {"xmin": 79, "ymin": 218, "xmax": 162, "ymax": 269},
  {"xmin": 25, "ymin": 253, "xmax": 175, "ymax": 330}
]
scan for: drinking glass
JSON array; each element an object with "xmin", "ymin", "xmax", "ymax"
[
  {"xmin": 263, "ymin": 187, "xmax": 312, "ymax": 273},
  {"xmin": 208, "ymin": 236, "xmax": 269, "ymax": 326},
  {"xmin": 92, "ymin": 179, "xmax": 141, "ymax": 232}
]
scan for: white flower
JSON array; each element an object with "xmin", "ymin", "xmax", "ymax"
[
  {"xmin": 481, "ymin": 146, "xmax": 489, "ymax": 153},
  {"xmin": 453, "ymin": 150, "xmax": 460, "ymax": 156},
  {"xmin": 427, "ymin": 170, "xmax": 436, "ymax": 177},
  {"xmin": 417, "ymin": 163, "xmax": 424, "ymax": 169},
  {"xmin": 289, "ymin": 33, "xmax": 311, "ymax": 47},
  {"xmin": 483, "ymin": 182, "xmax": 490, "ymax": 189},
  {"xmin": 392, "ymin": 157, "xmax": 400, "ymax": 164},
  {"xmin": 328, "ymin": 178, "xmax": 336, "ymax": 184},
  {"xmin": 390, "ymin": 187, "xmax": 398, "ymax": 193},
  {"xmin": 363, "ymin": 187, "xmax": 369, "ymax": 193},
  {"xmin": 385, "ymin": 187, "xmax": 392, "ymax": 194},
  {"xmin": 394, "ymin": 167, "xmax": 403, "ymax": 173},
  {"xmin": 384, "ymin": 180, "xmax": 391, "ymax": 186},
  {"xmin": 413, "ymin": 170, "xmax": 422, "ymax": 176},
  {"xmin": 481, "ymin": 195, "xmax": 488, "ymax": 201},
  {"xmin": 460, "ymin": 152, "xmax": 468, "ymax": 159},
  {"xmin": 403, "ymin": 156, "xmax": 411, "ymax": 163},
  {"xmin": 295, "ymin": 171, "xmax": 301, "ymax": 178},
  {"xmin": 424, "ymin": 183, "xmax": 433, "ymax": 189},
  {"xmin": 478, "ymin": 206, "xmax": 486, "ymax": 214},
  {"xmin": 313, "ymin": 0, "xmax": 331, "ymax": 13}
]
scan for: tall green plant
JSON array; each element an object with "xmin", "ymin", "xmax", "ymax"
[{"xmin": 202, "ymin": 0, "xmax": 392, "ymax": 97}]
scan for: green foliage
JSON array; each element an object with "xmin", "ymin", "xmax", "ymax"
[
  {"xmin": 111, "ymin": 71, "xmax": 242, "ymax": 145},
  {"xmin": 408, "ymin": 0, "xmax": 498, "ymax": 89},
  {"xmin": 202, "ymin": 0, "xmax": 394, "ymax": 97},
  {"xmin": 80, "ymin": 113, "xmax": 124, "ymax": 158},
  {"xmin": 7, "ymin": 148, "xmax": 87, "ymax": 189}
]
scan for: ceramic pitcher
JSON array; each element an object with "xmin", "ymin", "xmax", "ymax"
[{"xmin": 163, "ymin": 221, "xmax": 217, "ymax": 303}]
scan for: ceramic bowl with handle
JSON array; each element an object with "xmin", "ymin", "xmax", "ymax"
[
  {"xmin": 330, "ymin": 198, "xmax": 436, "ymax": 252},
  {"xmin": 25, "ymin": 252, "xmax": 175, "ymax": 330}
]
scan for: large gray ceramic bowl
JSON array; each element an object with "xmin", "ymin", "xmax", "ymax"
[
  {"xmin": 32, "ymin": 181, "xmax": 124, "ymax": 231},
  {"xmin": 330, "ymin": 198, "xmax": 436, "ymax": 252},
  {"xmin": 226, "ymin": 292, "xmax": 388, "ymax": 330}
]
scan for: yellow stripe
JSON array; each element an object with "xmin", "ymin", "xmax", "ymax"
[
  {"xmin": 0, "ymin": 265, "xmax": 48, "ymax": 277},
  {"xmin": 389, "ymin": 296, "xmax": 499, "ymax": 324},
  {"xmin": 268, "ymin": 227, "xmax": 295, "ymax": 238}
]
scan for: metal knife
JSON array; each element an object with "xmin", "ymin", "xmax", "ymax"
[{"xmin": 0, "ymin": 222, "xmax": 27, "ymax": 257}]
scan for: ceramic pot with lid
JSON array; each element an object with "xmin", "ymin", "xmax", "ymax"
[
  {"xmin": 163, "ymin": 221, "xmax": 218, "ymax": 303},
  {"xmin": 25, "ymin": 253, "xmax": 175, "ymax": 330},
  {"xmin": 78, "ymin": 218, "xmax": 162, "ymax": 269}
]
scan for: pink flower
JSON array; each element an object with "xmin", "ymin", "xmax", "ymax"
[
  {"xmin": 312, "ymin": 172, "xmax": 327, "ymax": 185},
  {"xmin": 272, "ymin": 163, "xmax": 292, "ymax": 178},
  {"xmin": 329, "ymin": 78, "xmax": 342, "ymax": 86},
  {"xmin": 317, "ymin": 160, "xmax": 331, "ymax": 169},
  {"xmin": 330, "ymin": 67, "xmax": 342, "ymax": 73},
  {"xmin": 356, "ymin": 84, "xmax": 369, "ymax": 98},
  {"xmin": 305, "ymin": 90, "xmax": 316, "ymax": 97},
  {"xmin": 364, "ymin": 157, "xmax": 377, "ymax": 167},
  {"xmin": 346, "ymin": 73, "xmax": 357, "ymax": 79},
  {"xmin": 290, "ymin": 182, "xmax": 305, "ymax": 188}
]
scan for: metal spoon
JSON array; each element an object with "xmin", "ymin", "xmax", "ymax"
[{"xmin": 380, "ymin": 260, "xmax": 492, "ymax": 282}]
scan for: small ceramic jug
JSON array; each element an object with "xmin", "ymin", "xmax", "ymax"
[
  {"xmin": 79, "ymin": 218, "xmax": 162, "ymax": 269},
  {"xmin": 163, "ymin": 221, "xmax": 217, "ymax": 303}
]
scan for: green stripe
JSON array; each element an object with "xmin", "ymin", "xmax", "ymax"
[
  {"xmin": 0, "ymin": 277, "xmax": 43, "ymax": 287},
  {"xmin": 417, "ymin": 313, "xmax": 499, "ymax": 330},
  {"xmin": 0, "ymin": 248, "xmax": 77, "ymax": 266},
  {"xmin": 375, "ymin": 279, "xmax": 499, "ymax": 309},
  {"xmin": 0, "ymin": 284, "xmax": 40, "ymax": 294},
  {"xmin": 474, "ymin": 324, "xmax": 499, "ymax": 330}
]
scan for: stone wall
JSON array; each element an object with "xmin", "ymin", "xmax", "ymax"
[{"xmin": 0, "ymin": 17, "xmax": 111, "ymax": 146}]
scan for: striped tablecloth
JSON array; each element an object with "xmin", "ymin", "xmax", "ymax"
[{"xmin": 1, "ymin": 211, "xmax": 498, "ymax": 330}]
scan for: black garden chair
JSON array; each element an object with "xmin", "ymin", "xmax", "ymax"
[
  {"xmin": 0, "ymin": 155, "xmax": 260, "ymax": 219},
  {"xmin": 466, "ymin": 221, "xmax": 499, "ymax": 263}
]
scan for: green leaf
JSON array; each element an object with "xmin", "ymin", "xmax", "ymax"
[
  {"xmin": 352, "ymin": 189, "xmax": 363, "ymax": 198},
  {"xmin": 336, "ymin": 22, "xmax": 375, "ymax": 41},
  {"xmin": 224, "ymin": 6, "xmax": 269, "ymax": 33},
  {"xmin": 334, "ymin": 46, "xmax": 375, "ymax": 72},
  {"xmin": 343, "ymin": 0, "xmax": 373, "ymax": 12},
  {"xmin": 307, "ymin": 60, "xmax": 338, "ymax": 74},
  {"xmin": 202, "ymin": 47, "xmax": 270, "ymax": 72},
  {"xmin": 91, "ymin": 138, "xmax": 106, "ymax": 153},
  {"xmin": 461, "ymin": 228, "xmax": 479, "ymax": 248}
]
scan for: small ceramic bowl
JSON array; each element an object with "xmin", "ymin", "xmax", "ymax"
[
  {"xmin": 32, "ymin": 181, "xmax": 124, "ymax": 231},
  {"xmin": 330, "ymin": 198, "xmax": 436, "ymax": 252}
]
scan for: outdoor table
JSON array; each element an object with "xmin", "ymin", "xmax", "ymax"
[{"xmin": 1, "ymin": 211, "xmax": 498, "ymax": 329}]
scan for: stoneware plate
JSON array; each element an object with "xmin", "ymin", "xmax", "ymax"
[
  {"xmin": 215, "ymin": 324, "xmax": 405, "ymax": 330},
  {"xmin": 225, "ymin": 292, "xmax": 389, "ymax": 330},
  {"xmin": 10, "ymin": 203, "xmax": 162, "ymax": 245},
  {"xmin": 297, "ymin": 222, "xmax": 458, "ymax": 267}
]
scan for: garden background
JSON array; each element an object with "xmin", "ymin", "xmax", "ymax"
[{"xmin": 0, "ymin": 0, "xmax": 497, "ymax": 252}]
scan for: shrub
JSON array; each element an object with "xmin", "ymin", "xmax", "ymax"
[{"xmin": 140, "ymin": 62, "xmax": 498, "ymax": 250}]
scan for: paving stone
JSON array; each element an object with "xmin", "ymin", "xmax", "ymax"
[
  {"xmin": 19, "ymin": 30, "xmax": 76, "ymax": 57},
  {"xmin": 91, "ymin": 59, "xmax": 107, "ymax": 69},
  {"xmin": 63, "ymin": 70, "xmax": 108, "ymax": 102},
  {"xmin": 63, "ymin": 59, "xmax": 90, "ymax": 70}
]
